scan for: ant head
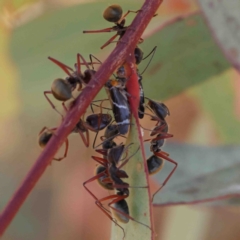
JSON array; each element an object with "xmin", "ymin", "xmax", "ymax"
[
  {"xmin": 86, "ymin": 113, "xmax": 112, "ymax": 131},
  {"xmin": 103, "ymin": 4, "xmax": 123, "ymax": 23},
  {"xmin": 51, "ymin": 78, "xmax": 73, "ymax": 101},
  {"xmin": 73, "ymin": 119, "xmax": 87, "ymax": 133},
  {"xmin": 38, "ymin": 130, "xmax": 53, "ymax": 148},
  {"xmin": 116, "ymin": 66, "xmax": 125, "ymax": 79},
  {"xmin": 104, "ymin": 123, "xmax": 119, "ymax": 138},
  {"xmin": 134, "ymin": 47, "xmax": 144, "ymax": 65},
  {"xmin": 82, "ymin": 69, "xmax": 96, "ymax": 84}
]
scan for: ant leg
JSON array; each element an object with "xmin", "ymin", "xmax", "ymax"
[
  {"xmin": 152, "ymin": 152, "xmax": 178, "ymax": 202},
  {"xmin": 48, "ymin": 56, "xmax": 73, "ymax": 76},
  {"xmin": 91, "ymin": 155, "xmax": 108, "ymax": 166},
  {"xmin": 121, "ymin": 10, "xmax": 141, "ymax": 20},
  {"xmin": 38, "ymin": 126, "xmax": 57, "ymax": 136},
  {"xmin": 62, "ymin": 102, "xmax": 68, "ymax": 113},
  {"xmin": 89, "ymin": 54, "xmax": 102, "ymax": 70},
  {"xmin": 78, "ymin": 128, "xmax": 89, "ymax": 147},
  {"xmin": 118, "ymin": 145, "xmax": 139, "ymax": 169},
  {"xmin": 63, "ymin": 102, "xmax": 89, "ymax": 148},
  {"xmin": 44, "ymin": 91, "xmax": 63, "ymax": 117},
  {"xmin": 144, "ymin": 133, "xmax": 173, "ymax": 142},
  {"xmin": 53, "ymin": 138, "xmax": 69, "ymax": 161},
  {"xmin": 101, "ymin": 33, "xmax": 119, "ymax": 49},
  {"xmin": 77, "ymin": 53, "xmax": 91, "ymax": 73},
  {"xmin": 92, "ymin": 130, "xmax": 99, "ymax": 149},
  {"xmin": 140, "ymin": 46, "xmax": 157, "ymax": 75},
  {"xmin": 83, "ymin": 171, "xmax": 106, "ymax": 201},
  {"xmin": 90, "ymin": 99, "xmax": 111, "ymax": 113},
  {"xmin": 94, "ymin": 133, "xmax": 126, "ymax": 149},
  {"xmin": 108, "ymin": 196, "xmax": 153, "ymax": 232},
  {"xmin": 159, "ymin": 151, "xmax": 170, "ymax": 157},
  {"xmin": 95, "ymin": 195, "xmax": 126, "ymax": 239},
  {"xmin": 83, "ymin": 27, "xmax": 116, "ymax": 34}
]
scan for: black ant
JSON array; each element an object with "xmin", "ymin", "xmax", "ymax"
[
  {"xmin": 62, "ymin": 100, "xmax": 112, "ymax": 148},
  {"xmin": 143, "ymin": 99, "xmax": 177, "ymax": 202},
  {"xmin": 38, "ymin": 127, "xmax": 69, "ymax": 161},
  {"xmin": 105, "ymin": 79, "xmax": 130, "ymax": 135},
  {"xmin": 38, "ymin": 100, "xmax": 112, "ymax": 161},
  {"xmin": 44, "ymin": 53, "xmax": 100, "ymax": 116},
  {"xmin": 115, "ymin": 46, "xmax": 157, "ymax": 119},
  {"xmin": 84, "ymin": 144, "xmax": 151, "ymax": 239},
  {"xmin": 83, "ymin": 5, "xmax": 143, "ymax": 49}
]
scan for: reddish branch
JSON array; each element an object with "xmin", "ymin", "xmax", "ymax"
[
  {"xmin": 125, "ymin": 56, "xmax": 154, "ymax": 238},
  {"xmin": 0, "ymin": 0, "xmax": 163, "ymax": 236}
]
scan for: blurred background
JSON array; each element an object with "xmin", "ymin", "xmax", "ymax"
[{"xmin": 1, "ymin": 0, "xmax": 240, "ymax": 239}]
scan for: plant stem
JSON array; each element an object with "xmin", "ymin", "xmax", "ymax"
[{"xmin": 0, "ymin": 0, "xmax": 163, "ymax": 236}]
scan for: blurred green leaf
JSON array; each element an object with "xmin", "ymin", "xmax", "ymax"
[
  {"xmin": 0, "ymin": 0, "xmax": 37, "ymax": 11},
  {"xmin": 141, "ymin": 14, "xmax": 230, "ymax": 100},
  {"xmin": 189, "ymin": 70, "xmax": 240, "ymax": 144},
  {"xmin": 198, "ymin": 0, "xmax": 240, "ymax": 72},
  {"xmin": 151, "ymin": 143, "xmax": 240, "ymax": 206}
]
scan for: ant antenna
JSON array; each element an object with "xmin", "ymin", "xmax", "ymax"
[{"xmin": 140, "ymin": 46, "xmax": 157, "ymax": 75}]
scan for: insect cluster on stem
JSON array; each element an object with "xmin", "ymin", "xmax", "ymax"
[{"xmin": 38, "ymin": 4, "xmax": 177, "ymax": 239}]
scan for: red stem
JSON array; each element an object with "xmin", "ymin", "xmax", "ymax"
[
  {"xmin": 125, "ymin": 56, "xmax": 154, "ymax": 239},
  {"xmin": 0, "ymin": 0, "xmax": 163, "ymax": 236}
]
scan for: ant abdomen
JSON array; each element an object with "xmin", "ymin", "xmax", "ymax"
[
  {"xmin": 103, "ymin": 5, "xmax": 123, "ymax": 23},
  {"xmin": 147, "ymin": 155, "xmax": 164, "ymax": 175},
  {"xmin": 38, "ymin": 131, "xmax": 53, "ymax": 148},
  {"xmin": 112, "ymin": 199, "xmax": 130, "ymax": 223},
  {"xmin": 51, "ymin": 78, "xmax": 72, "ymax": 101}
]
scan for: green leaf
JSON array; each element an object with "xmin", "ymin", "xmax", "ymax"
[
  {"xmin": 151, "ymin": 143, "xmax": 240, "ymax": 206},
  {"xmin": 198, "ymin": 0, "xmax": 240, "ymax": 72},
  {"xmin": 141, "ymin": 14, "xmax": 231, "ymax": 100},
  {"xmin": 111, "ymin": 117, "xmax": 153, "ymax": 240},
  {"xmin": 189, "ymin": 70, "xmax": 240, "ymax": 144}
]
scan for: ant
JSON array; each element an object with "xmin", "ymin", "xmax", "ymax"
[
  {"xmin": 62, "ymin": 99, "xmax": 112, "ymax": 148},
  {"xmin": 143, "ymin": 99, "xmax": 177, "ymax": 202},
  {"xmin": 38, "ymin": 127, "xmax": 69, "ymax": 161},
  {"xmin": 44, "ymin": 53, "xmax": 100, "ymax": 116},
  {"xmin": 116, "ymin": 46, "xmax": 157, "ymax": 119},
  {"xmin": 84, "ymin": 144, "xmax": 151, "ymax": 239},
  {"xmin": 105, "ymin": 79, "xmax": 130, "ymax": 135},
  {"xmin": 83, "ymin": 4, "xmax": 144, "ymax": 49},
  {"xmin": 38, "ymin": 100, "xmax": 112, "ymax": 161}
]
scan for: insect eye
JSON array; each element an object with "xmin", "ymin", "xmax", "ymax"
[{"xmin": 103, "ymin": 5, "xmax": 123, "ymax": 23}]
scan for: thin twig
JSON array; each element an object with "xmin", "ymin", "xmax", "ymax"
[
  {"xmin": 125, "ymin": 54, "xmax": 155, "ymax": 239},
  {"xmin": 0, "ymin": 0, "xmax": 163, "ymax": 236}
]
